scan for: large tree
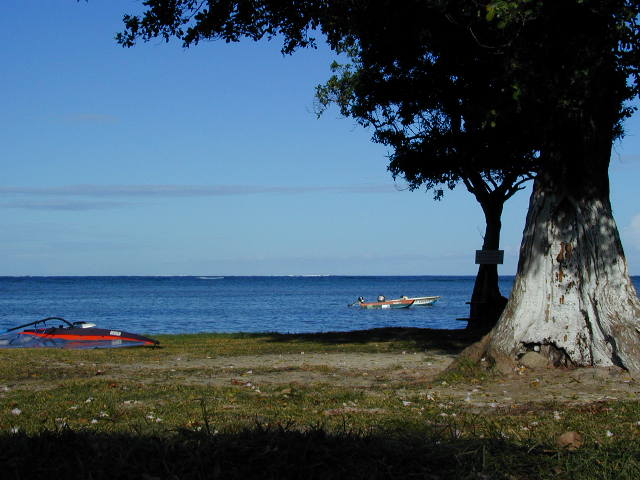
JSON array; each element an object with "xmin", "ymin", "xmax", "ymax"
[
  {"xmin": 479, "ymin": 0, "xmax": 640, "ymax": 373},
  {"xmin": 118, "ymin": 0, "xmax": 640, "ymax": 374}
]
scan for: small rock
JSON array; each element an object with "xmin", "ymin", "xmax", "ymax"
[
  {"xmin": 519, "ymin": 352, "xmax": 548, "ymax": 369},
  {"xmin": 593, "ymin": 366, "xmax": 625, "ymax": 379},
  {"xmin": 556, "ymin": 431, "xmax": 583, "ymax": 450}
]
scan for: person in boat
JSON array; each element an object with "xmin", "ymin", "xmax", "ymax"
[
  {"xmin": 377, "ymin": 295, "xmax": 385, "ymax": 302},
  {"xmin": 357, "ymin": 296, "xmax": 365, "ymax": 304}
]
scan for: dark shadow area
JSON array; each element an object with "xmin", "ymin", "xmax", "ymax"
[
  {"xmin": 263, "ymin": 327, "xmax": 483, "ymax": 355},
  {"xmin": 3, "ymin": 427, "xmax": 636, "ymax": 480}
]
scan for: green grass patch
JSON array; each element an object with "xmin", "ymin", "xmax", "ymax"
[
  {"xmin": 1, "ymin": 418, "xmax": 639, "ymax": 479},
  {"xmin": 0, "ymin": 327, "xmax": 638, "ymax": 478},
  {"xmin": 436, "ymin": 356, "xmax": 495, "ymax": 384}
]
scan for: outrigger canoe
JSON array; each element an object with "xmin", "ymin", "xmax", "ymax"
[{"xmin": 0, "ymin": 317, "xmax": 159, "ymax": 349}]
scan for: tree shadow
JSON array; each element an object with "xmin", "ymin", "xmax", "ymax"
[
  {"xmin": 262, "ymin": 327, "xmax": 482, "ymax": 355},
  {"xmin": 0, "ymin": 427, "xmax": 620, "ymax": 480}
]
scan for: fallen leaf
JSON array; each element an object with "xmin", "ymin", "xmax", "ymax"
[{"xmin": 556, "ymin": 431, "xmax": 583, "ymax": 450}]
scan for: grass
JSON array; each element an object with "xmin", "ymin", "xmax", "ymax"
[
  {"xmin": 1, "ymin": 328, "xmax": 639, "ymax": 479},
  {"xmin": 3, "ymin": 427, "xmax": 639, "ymax": 480},
  {"xmin": 436, "ymin": 356, "xmax": 495, "ymax": 384}
]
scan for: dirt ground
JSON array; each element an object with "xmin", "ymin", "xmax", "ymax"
[{"xmin": 73, "ymin": 350, "xmax": 640, "ymax": 410}]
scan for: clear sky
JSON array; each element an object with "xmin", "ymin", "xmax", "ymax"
[{"xmin": 2, "ymin": 0, "xmax": 640, "ymax": 276}]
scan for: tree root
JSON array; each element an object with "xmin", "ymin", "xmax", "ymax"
[
  {"xmin": 446, "ymin": 331, "xmax": 640, "ymax": 380},
  {"xmin": 444, "ymin": 333, "xmax": 516, "ymax": 377}
]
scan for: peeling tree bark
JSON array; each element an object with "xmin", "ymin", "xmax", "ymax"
[{"xmin": 486, "ymin": 142, "xmax": 640, "ymax": 376}]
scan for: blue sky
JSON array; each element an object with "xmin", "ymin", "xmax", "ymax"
[{"xmin": 2, "ymin": 0, "xmax": 640, "ymax": 276}]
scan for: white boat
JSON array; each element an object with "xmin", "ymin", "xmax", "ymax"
[{"xmin": 404, "ymin": 295, "xmax": 440, "ymax": 306}]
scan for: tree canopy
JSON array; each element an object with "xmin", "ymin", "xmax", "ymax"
[{"xmin": 313, "ymin": 20, "xmax": 534, "ymax": 201}]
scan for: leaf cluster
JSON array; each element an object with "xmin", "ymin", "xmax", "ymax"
[
  {"xmin": 314, "ymin": 2, "xmax": 538, "ymax": 197},
  {"xmin": 117, "ymin": 1, "xmax": 332, "ymax": 54}
]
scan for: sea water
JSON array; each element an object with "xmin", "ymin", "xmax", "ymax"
[{"xmin": 0, "ymin": 276, "xmax": 637, "ymax": 335}]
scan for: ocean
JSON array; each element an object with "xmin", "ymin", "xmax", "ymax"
[{"xmin": 0, "ymin": 276, "xmax": 638, "ymax": 335}]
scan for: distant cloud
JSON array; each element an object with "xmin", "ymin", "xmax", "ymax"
[
  {"xmin": 0, "ymin": 184, "xmax": 397, "ymax": 198},
  {"xmin": 0, "ymin": 183, "xmax": 400, "ymax": 212},
  {"xmin": 0, "ymin": 200, "xmax": 134, "ymax": 211}
]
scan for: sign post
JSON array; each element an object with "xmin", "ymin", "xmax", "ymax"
[{"xmin": 475, "ymin": 250, "xmax": 504, "ymax": 265}]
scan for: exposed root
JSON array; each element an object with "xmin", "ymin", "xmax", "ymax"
[
  {"xmin": 447, "ymin": 326, "xmax": 640, "ymax": 381},
  {"xmin": 444, "ymin": 334, "xmax": 515, "ymax": 377}
]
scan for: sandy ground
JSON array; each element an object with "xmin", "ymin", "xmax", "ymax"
[{"xmin": 64, "ymin": 350, "xmax": 640, "ymax": 409}]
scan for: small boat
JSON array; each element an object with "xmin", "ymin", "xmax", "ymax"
[
  {"xmin": 404, "ymin": 295, "xmax": 441, "ymax": 306},
  {"xmin": 358, "ymin": 299, "xmax": 414, "ymax": 309},
  {"xmin": 0, "ymin": 317, "xmax": 159, "ymax": 349},
  {"xmin": 352, "ymin": 295, "xmax": 441, "ymax": 309},
  {"xmin": 353, "ymin": 296, "xmax": 414, "ymax": 309}
]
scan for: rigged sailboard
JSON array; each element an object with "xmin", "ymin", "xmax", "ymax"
[{"xmin": 0, "ymin": 317, "xmax": 159, "ymax": 349}]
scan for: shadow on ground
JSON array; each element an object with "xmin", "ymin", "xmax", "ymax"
[
  {"xmin": 3, "ymin": 426, "xmax": 636, "ymax": 479},
  {"xmin": 263, "ymin": 327, "xmax": 482, "ymax": 355}
]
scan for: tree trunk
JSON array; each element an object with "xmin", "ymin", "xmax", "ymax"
[
  {"xmin": 486, "ymin": 149, "xmax": 640, "ymax": 375},
  {"xmin": 468, "ymin": 200, "xmax": 508, "ymax": 333}
]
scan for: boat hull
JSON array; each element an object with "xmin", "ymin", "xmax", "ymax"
[
  {"xmin": 0, "ymin": 327, "xmax": 158, "ymax": 349},
  {"xmin": 406, "ymin": 296, "xmax": 441, "ymax": 306},
  {"xmin": 359, "ymin": 299, "xmax": 414, "ymax": 309}
]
